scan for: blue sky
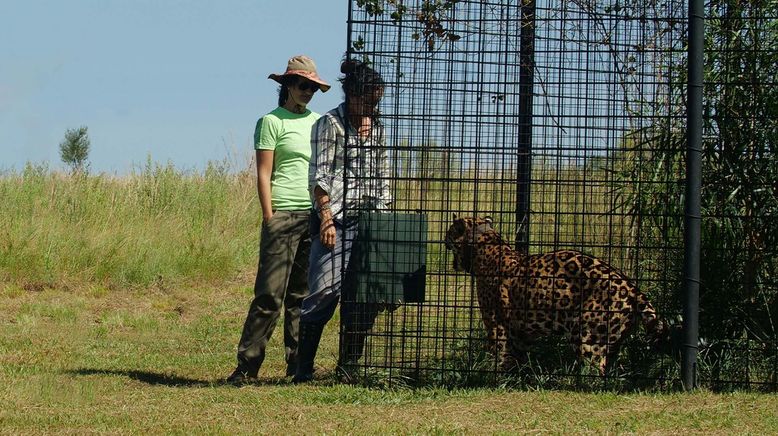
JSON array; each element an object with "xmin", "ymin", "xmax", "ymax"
[{"xmin": 0, "ymin": 0, "xmax": 349, "ymax": 173}]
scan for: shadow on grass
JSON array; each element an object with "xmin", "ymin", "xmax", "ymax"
[{"xmin": 67, "ymin": 368, "xmax": 289, "ymax": 387}]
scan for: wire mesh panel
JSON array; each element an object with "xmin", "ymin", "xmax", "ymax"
[
  {"xmin": 693, "ymin": 0, "xmax": 777, "ymax": 391},
  {"xmin": 341, "ymin": 0, "xmax": 777, "ymax": 390}
]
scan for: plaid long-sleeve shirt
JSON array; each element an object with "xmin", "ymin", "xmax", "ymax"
[{"xmin": 309, "ymin": 103, "xmax": 392, "ymax": 220}]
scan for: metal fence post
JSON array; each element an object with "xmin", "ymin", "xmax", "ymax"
[
  {"xmin": 683, "ymin": 0, "xmax": 704, "ymax": 391},
  {"xmin": 516, "ymin": 0, "xmax": 535, "ymax": 255}
]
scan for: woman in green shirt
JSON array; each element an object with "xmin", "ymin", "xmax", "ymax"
[{"xmin": 227, "ymin": 55, "xmax": 330, "ymax": 384}]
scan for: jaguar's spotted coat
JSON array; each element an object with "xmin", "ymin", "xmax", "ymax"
[{"xmin": 445, "ymin": 215, "xmax": 672, "ymax": 374}]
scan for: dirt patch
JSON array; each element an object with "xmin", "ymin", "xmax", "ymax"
[{"xmin": 23, "ymin": 281, "xmax": 51, "ymax": 293}]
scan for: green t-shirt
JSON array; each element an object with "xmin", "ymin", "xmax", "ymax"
[{"xmin": 254, "ymin": 107, "xmax": 319, "ymax": 211}]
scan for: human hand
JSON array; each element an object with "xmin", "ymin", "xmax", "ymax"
[{"xmin": 320, "ymin": 218, "xmax": 336, "ymax": 250}]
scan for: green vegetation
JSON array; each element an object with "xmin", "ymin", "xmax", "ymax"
[
  {"xmin": 0, "ymin": 159, "xmax": 259, "ymax": 290},
  {"xmin": 59, "ymin": 126, "xmax": 91, "ymax": 174},
  {"xmin": 2, "ymin": 282, "xmax": 776, "ymax": 433},
  {"xmin": 0, "ymin": 156, "xmax": 773, "ymax": 431},
  {"xmin": 0, "ymin": 158, "xmax": 629, "ymax": 292},
  {"xmin": 614, "ymin": 0, "xmax": 777, "ymax": 350}
]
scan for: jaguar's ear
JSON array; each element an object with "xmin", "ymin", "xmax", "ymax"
[
  {"xmin": 483, "ymin": 216, "xmax": 493, "ymax": 227},
  {"xmin": 453, "ymin": 212, "xmax": 458, "ymax": 222}
]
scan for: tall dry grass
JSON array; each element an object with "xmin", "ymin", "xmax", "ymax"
[
  {"xmin": 0, "ymin": 159, "xmax": 260, "ymax": 289},
  {"xmin": 1, "ymin": 157, "xmax": 641, "ymax": 289}
]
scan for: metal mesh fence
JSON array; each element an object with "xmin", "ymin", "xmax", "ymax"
[{"xmin": 338, "ymin": 0, "xmax": 776, "ymax": 390}]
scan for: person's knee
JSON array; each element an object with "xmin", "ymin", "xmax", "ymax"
[
  {"xmin": 301, "ymin": 296, "xmax": 339, "ymax": 325},
  {"xmin": 284, "ymin": 290, "xmax": 306, "ymax": 309},
  {"xmin": 252, "ymin": 292, "xmax": 283, "ymax": 314}
]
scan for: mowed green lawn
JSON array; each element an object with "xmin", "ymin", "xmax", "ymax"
[{"xmin": 1, "ymin": 280, "xmax": 776, "ymax": 434}]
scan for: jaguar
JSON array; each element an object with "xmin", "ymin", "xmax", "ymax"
[{"xmin": 445, "ymin": 215, "xmax": 673, "ymax": 374}]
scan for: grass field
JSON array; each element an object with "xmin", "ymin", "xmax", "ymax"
[
  {"xmin": 2, "ymin": 165, "xmax": 776, "ymax": 433},
  {"xmin": 0, "ymin": 162, "xmax": 258, "ymax": 289},
  {"xmin": 2, "ymin": 281, "xmax": 777, "ymax": 434}
]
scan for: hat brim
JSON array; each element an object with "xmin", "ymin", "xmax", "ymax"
[{"xmin": 268, "ymin": 70, "xmax": 331, "ymax": 92}]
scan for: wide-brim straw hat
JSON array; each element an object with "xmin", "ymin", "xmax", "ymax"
[{"xmin": 268, "ymin": 55, "xmax": 331, "ymax": 92}]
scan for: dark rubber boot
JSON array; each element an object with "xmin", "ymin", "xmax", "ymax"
[
  {"xmin": 285, "ymin": 361, "xmax": 297, "ymax": 377},
  {"xmin": 226, "ymin": 365, "xmax": 258, "ymax": 385},
  {"xmin": 292, "ymin": 322, "xmax": 325, "ymax": 384}
]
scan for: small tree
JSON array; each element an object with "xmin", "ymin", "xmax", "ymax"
[{"xmin": 59, "ymin": 126, "xmax": 91, "ymax": 173}]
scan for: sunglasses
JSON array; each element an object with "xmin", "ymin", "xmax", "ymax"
[{"xmin": 296, "ymin": 81, "xmax": 320, "ymax": 93}]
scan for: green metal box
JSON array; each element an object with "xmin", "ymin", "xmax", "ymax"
[{"xmin": 350, "ymin": 212, "xmax": 427, "ymax": 304}]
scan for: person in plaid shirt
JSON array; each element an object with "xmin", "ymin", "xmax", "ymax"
[{"xmin": 293, "ymin": 59, "xmax": 391, "ymax": 383}]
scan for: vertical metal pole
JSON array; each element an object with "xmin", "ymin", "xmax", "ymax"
[
  {"xmin": 346, "ymin": 0, "xmax": 354, "ymax": 61},
  {"xmin": 516, "ymin": 0, "xmax": 536, "ymax": 254},
  {"xmin": 683, "ymin": 0, "xmax": 704, "ymax": 391},
  {"xmin": 341, "ymin": 0, "xmax": 354, "ymax": 375}
]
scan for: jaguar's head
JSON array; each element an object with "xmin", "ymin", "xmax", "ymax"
[{"xmin": 444, "ymin": 214, "xmax": 494, "ymax": 273}]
